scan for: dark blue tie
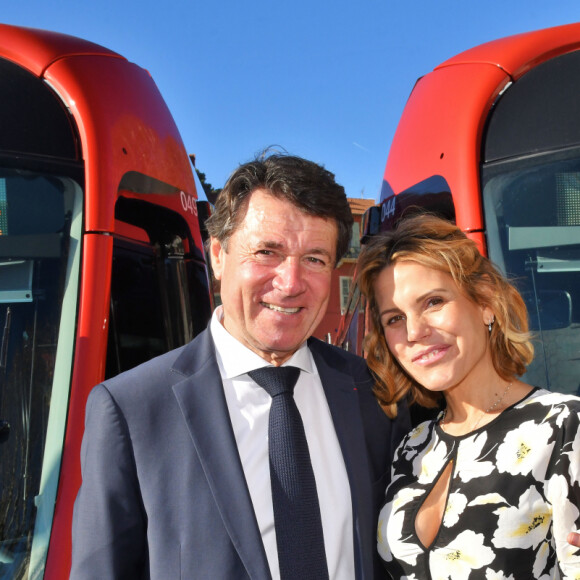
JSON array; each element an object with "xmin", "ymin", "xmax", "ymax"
[{"xmin": 248, "ymin": 366, "xmax": 329, "ymax": 580}]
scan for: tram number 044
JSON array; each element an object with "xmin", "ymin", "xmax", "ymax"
[{"xmin": 381, "ymin": 197, "xmax": 396, "ymax": 222}]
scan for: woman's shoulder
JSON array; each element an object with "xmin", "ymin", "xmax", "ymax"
[
  {"xmin": 513, "ymin": 388, "xmax": 580, "ymax": 426},
  {"xmin": 397, "ymin": 415, "xmax": 438, "ymax": 450},
  {"xmin": 518, "ymin": 387, "xmax": 580, "ymax": 408}
]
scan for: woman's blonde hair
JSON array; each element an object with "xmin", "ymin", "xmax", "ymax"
[{"xmin": 357, "ymin": 214, "xmax": 534, "ymax": 418}]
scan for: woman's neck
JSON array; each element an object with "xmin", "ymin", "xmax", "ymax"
[{"xmin": 440, "ymin": 378, "xmax": 531, "ymax": 435}]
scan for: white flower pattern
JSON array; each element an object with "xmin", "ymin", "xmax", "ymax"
[
  {"xmin": 429, "ymin": 530, "xmax": 494, "ymax": 580},
  {"xmin": 414, "ymin": 437, "xmax": 449, "ymax": 484},
  {"xmin": 495, "ymin": 419, "xmax": 553, "ymax": 479},
  {"xmin": 468, "ymin": 493, "xmax": 507, "ymax": 507},
  {"xmin": 444, "ymin": 492, "xmax": 468, "ymax": 527},
  {"xmin": 492, "ymin": 486, "xmax": 551, "ymax": 549},
  {"xmin": 533, "ymin": 540, "xmax": 550, "ymax": 579},
  {"xmin": 378, "ymin": 487, "xmax": 424, "ymax": 565},
  {"xmin": 455, "ymin": 430, "xmax": 495, "ymax": 483},
  {"xmin": 378, "ymin": 389, "xmax": 580, "ymax": 579},
  {"xmin": 485, "ymin": 570, "xmax": 514, "ymax": 580}
]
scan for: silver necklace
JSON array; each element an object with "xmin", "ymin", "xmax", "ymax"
[{"xmin": 441, "ymin": 382, "xmax": 512, "ymax": 431}]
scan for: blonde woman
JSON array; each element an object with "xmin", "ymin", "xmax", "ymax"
[{"xmin": 358, "ymin": 214, "xmax": 580, "ymax": 578}]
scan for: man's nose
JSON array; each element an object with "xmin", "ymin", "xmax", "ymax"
[{"xmin": 273, "ymin": 258, "xmax": 306, "ymax": 295}]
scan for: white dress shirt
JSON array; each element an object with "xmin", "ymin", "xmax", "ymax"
[{"xmin": 210, "ymin": 307, "xmax": 355, "ymax": 580}]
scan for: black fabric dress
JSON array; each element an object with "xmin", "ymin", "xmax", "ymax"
[{"xmin": 378, "ymin": 388, "xmax": 580, "ymax": 579}]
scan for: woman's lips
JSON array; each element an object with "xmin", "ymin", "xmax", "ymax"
[{"xmin": 412, "ymin": 345, "xmax": 450, "ymax": 365}]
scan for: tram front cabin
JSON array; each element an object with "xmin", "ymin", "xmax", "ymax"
[{"xmin": 0, "ymin": 25, "xmax": 213, "ymax": 579}]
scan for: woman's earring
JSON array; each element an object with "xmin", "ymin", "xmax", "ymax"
[{"xmin": 488, "ymin": 316, "xmax": 495, "ymax": 333}]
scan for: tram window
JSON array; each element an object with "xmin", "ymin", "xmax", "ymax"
[
  {"xmin": 186, "ymin": 260, "xmax": 212, "ymax": 337},
  {"xmin": 105, "ymin": 211, "xmax": 212, "ymax": 379},
  {"xmin": 106, "ymin": 238, "xmax": 167, "ymax": 378},
  {"xmin": 0, "ymin": 174, "xmax": 64, "ymax": 236},
  {"xmin": 482, "ymin": 153, "xmax": 580, "ymax": 394},
  {"xmin": 0, "ymin": 169, "xmax": 81, "ymax": 578}
]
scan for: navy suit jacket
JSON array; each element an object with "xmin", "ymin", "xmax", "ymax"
[{"xmin": 70, "ymin": 328, "xmax": 409, "ymax": 579}]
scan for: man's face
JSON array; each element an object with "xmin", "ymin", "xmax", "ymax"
[{"xmin": 210, "ymin": 189, "xmax": 338, "ymax": 365}]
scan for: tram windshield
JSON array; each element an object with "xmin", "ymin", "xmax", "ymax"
[
  {"xmin": 0, "ymin": 168, "xmax": 82, "ymax": 578},
  {"xmin": 482, "ymin": 150, "xmax": 580, "ymax": 396}
]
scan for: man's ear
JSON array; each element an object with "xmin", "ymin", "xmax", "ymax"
[{"xmin": 209, "ymin": 237, "xmax": 225, "ymax": 281}]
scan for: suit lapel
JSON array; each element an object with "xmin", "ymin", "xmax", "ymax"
[
  {"xmin": 170, "ymin": 329, "xmax": 271, "ymax": 580},
  {"xmin": 309, "ymin": 339, "xmax": 375, "ymax": 580}
]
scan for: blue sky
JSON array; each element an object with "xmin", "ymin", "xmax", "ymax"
[{"xmin": 3, "ymin": 2, "xmax": 580, "ymax": 201}]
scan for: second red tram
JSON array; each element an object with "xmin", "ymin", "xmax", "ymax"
[{"xmin": 337, "ymin": 23, "xmax": 580, "ymax": 399}]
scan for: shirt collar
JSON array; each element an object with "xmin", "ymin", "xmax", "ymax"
[{"xmin": 210, "ymin": 306, "xmax": 314, "ymax": 379}]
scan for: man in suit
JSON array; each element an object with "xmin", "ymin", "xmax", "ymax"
[{"xmin": 70, "ymin": 153, "xmax": 410, "ymax": 579}]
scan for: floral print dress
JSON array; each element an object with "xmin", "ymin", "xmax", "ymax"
[{"xmin": 377, "ymin": 388, "xmax": 580, "ymax": 579}]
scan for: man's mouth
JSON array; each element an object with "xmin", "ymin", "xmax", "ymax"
[{"xmin": 262, "ymin": 302, "xmax": 301, "ymax": 314}]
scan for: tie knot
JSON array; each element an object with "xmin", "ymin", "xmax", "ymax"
[{"xmin": 248, "ymin": 366, "xmax": 301, "ymax": 398}]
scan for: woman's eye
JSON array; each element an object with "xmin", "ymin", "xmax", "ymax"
[
  {"xmin": 384, "ymin": 314, "xmax": 404, "ymax": 327},
  {"xmin": 426, "ymin": 296, "xmax": 444, "ymax": 308}
]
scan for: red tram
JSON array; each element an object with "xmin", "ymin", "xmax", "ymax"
[
  {"xmin": 0, "ymin": 24, "xmax": 212, "ymax": 578},
  {"xmin": 337, "ymin": 23, "xmax": 580, "ymax": 399}
]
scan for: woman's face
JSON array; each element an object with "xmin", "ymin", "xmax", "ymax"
[{"xmin": 374, "ymin": 260, "xmax": 494, "ymax": 393}]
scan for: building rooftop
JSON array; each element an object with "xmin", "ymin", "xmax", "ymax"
[{"xmin": 347, "ymin": 197, "xmax": 376, "ymax": 216}]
